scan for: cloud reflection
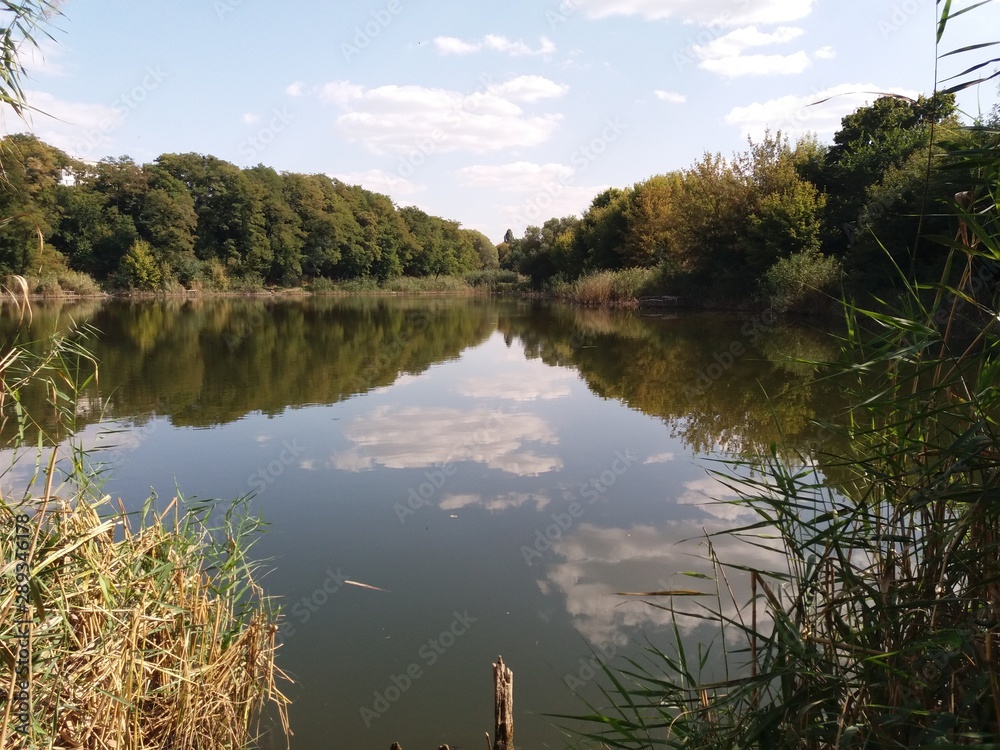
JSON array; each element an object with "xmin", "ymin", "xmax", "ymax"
[
  {"xmin": 456, "ymin": 365, "xmax": 579, "ymax": 402},
  {"xmin": 441, "ymin": 492, "xmax": 551, "ymax": 512},
  {"xmin": 541, "ymin": 518, "xmax": 785, "ymax": 648},
  {"xmin": 332, "ymin": 405, "xmax": 562, "ymax": 476}
]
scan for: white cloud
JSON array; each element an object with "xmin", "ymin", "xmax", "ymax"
[
  {"xmin": 318, "ymin": 78, "xmax": 565, "ymax": 155},
  {"xmin": 456, "ymin": 162, "xmax": 576, "ymax": 192},
  {"xmin": 653, "ymin": 90, "xmax": 686, "ymax": 104},
  {"xmin": 676, "ymin": 476, "xmax": 757, "ymax": 520},
  {"xmin": 504, "ymin": 183, "xmax": 612, "ymax": 230},
  {"xmin": 457, "ymin": 367, "xmax": 578, "ymax": 400},
  {"xmin": 2, "ymin": 89, "xmax": 124, "ymax": 158},
  {"xmin": 22, "ymin": 40, "xmax": 66, "ymax": 77},
  {"xmin": 285, "ymin": 81, "xmax": 307, "ymax": 97},
  {"xmin": 319, "ymin": 80, "xmax": 365, "ymax": 106},
  {"xmin": 455, "ymin": 161, "xmax": 608, "ymax": 230},
  {"xmin": 573, "ymin": 0, "xmax": 815, "ymax": 25},
  {"xmin": 331, "ymin": 168, "xmax": 424, "ymax": 197},
  {"xmin": 693, "ymin": 26, "xmax": 809, "ymax": 78},
  {"xmin": 643, "ymin": 452, "xmax": 676, "ymax": 464},
  {"xmin": 434, "ymin": 34, "xmax": 556, "ymax": 57},
  {"xmin": 725, "ymin": 82, "xmax": 921, "ymax": 139},
  {"xmin": 541, "ymin": 521, "xmax": 787, "ymax": 646},
  {"xmin": 700, "ymin": 50, "xmax": 810, "ymax": 77},
  {"xmin": 814, "ymin": 45, "xmax": 836, "ymax": 59},
  {"xmin": 487, "ymin": 75, "xmax": 569, "ymax": 103},
  {"xmin": 433, "ymin": 36, "xmax": 481, "ymax": 55},
  {"xmin": 241, "ymin": 113, "xmax": 261, "ymax": 124},
  {"xmin": 693, "ymin": 25, "xmax": 804, "ymax": 59},
  {"xmin": 331, "ymin": 406, "xmax": 562, "ymax": 476}
]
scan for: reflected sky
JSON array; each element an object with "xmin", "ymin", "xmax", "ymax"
[{"xmin": 0, "ymin": 299, "xmax": 841, "ymax": 749}]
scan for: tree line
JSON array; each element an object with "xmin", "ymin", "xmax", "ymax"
[
  {"xmin": 500, "ymin": 92, "xmax": 993, "ymax": 308},
  {"xmin": 0, "ymin": 136, "xmax": 499, "ymax": 291},
  {"xmin": 1, "ymin": 91, "xmax": 993, "ymax": 303}
]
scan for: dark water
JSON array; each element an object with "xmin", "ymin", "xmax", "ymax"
[{"xmin": 1, "ymin": 296, "xmax": 845, "ymax": 749}]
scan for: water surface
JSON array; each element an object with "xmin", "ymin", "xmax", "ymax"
[{"xmin": 2, "ymin": 297, "xmax": 844, "ymax": 749}]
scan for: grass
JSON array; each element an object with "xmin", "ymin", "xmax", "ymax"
[
  {"xmin": 465, "ymin": 268, "xmax": 529, "ymax": 294},
  {"xmin": 309, "ymin": 274, "xmax": 474, "ymax": 294},
  {"xmin": 552, "ymin": 268, "xmax": 658, "ymax": 306},
  {"xmin": 21, "ymin": 270, "xmax": 103, "ymax": 298},
  {"xmin": 0, "ymin": 281, "xmax": 289, "ymax": 749},
  {"xmin": 0, "ymin": 494, "xmax": 290, "ymax": 750}
]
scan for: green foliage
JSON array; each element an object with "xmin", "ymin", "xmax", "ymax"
[
  {"xmin": 0, "ymin": 136, "xmax": 497, "ymax": 291},
  {"xmin": 119, "ymin": 238, "xmax": 162, "ymax": 290},
  {"xmin": 465, "ymin": 268, "xmax": 525, "ymax": 292},
  {"xmin": 553, "ymin": 267, "xmax": 656, "ymax": 305},
  {"xmin": 0, "ymin": 2, "xmax": 60, "ymax": 117},
  {"xmin": 760, "ymin": 249, "xmax": 842, "ymax": 313}
]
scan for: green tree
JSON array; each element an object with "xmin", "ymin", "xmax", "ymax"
[
  {"xmin": 573, "ymin": 187, "xmax": 632, "ymax": 272},
  {"xmin": 245, "ymin": 166, "xmax": 304, "ymax": 285},
  {"xmin": 119, "ymin": 238, "xmax": 162, "ymax": 290},
  {"xmin": 155, "ymin": 153, "xmax": 270, "ymax": 282},
  {"xmin": 0, "ymin": 134, "xmax": 71, "ymax": 274},
  {"xmin": 466, "ymin": 229, "xmax": 499, "ymax": 269},
  {"xmin": 622, "ymin": 173, "xmax": 682, "ymax": 268},
  {"xmin": 820, "ymin": 92, "xmax": 958, "ymax": 255}
]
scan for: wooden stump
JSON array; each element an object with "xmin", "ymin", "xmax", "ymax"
[{"xmin": 493, "ymin": 656, "xmax": 513, "ymax": 750}]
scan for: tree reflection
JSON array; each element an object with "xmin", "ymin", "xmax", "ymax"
[{"xmin": 2, "ymin": 298, "xmax": 845, "ymax": 458}]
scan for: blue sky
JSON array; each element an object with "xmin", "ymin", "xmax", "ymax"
[{"xmin": 6, "ymin": 0, "xmax": 1000, "ymax": 242}]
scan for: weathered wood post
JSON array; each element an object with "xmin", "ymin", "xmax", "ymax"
[
  {"xmin": 493, "ymin": 656, "xmax": 513, "ymax": 750},
  {"xmin": 390, "ymin": 658, "xmax": 513, "ymax": 750}
]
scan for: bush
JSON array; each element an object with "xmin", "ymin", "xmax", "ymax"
[
  {"xmin": 465, "ymin": 268, "xmax": 525, "ymax": 291},
  {"xmin": 55, "ymin": 269, "xmax": 103, "ymax": 295},
  {"xmin": 761, "ymin": 249, "xmax": 842, "ymax": 313},
  {"xmin": 119, "ymin": 239, "xmax": 162, "ymax": 291},
  {"xmin": 309, "ymin": 276, "xmax": 338, "ymax": 293}
]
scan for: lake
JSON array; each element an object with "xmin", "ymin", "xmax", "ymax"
[{"xmin": 1, "ymin": 296, "xmax": 845, "ymax": 749}]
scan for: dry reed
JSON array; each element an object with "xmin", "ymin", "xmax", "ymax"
[{"xmin": 0, "ymin": 492, "xmax": 290, "ymax": 750}]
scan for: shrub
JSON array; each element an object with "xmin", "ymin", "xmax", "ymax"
[
  {"xmin": 119, "ymin": 239, "xmax": 162, "ymax": 291},
  {"xmin": 761, "ymin": 249, "xmax": 842, "ymax": 313},
  {"xmin": 465, "ymin": 268, "xmax": 525, "ymax": 291}
]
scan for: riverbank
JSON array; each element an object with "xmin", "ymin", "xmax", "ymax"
[{"xmin": 15, "ymin": 265, "xmax": 845, "ymax": 316}]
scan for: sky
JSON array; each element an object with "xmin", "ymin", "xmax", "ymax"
[{"xmin": 5, "ymin": 0, "xmax": 1000, "ymax": 243}]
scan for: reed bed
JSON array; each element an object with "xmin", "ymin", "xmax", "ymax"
[
  {"xmin": 552, "ymin": 268, "xmax": 657, "ymax": 306},
  {"xmin": 0, "ymin": 491, "xmax": 290, "ymax": 750}
]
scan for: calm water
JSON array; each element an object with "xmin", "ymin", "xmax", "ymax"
[{"xmin": 2, "ymin": 296, "xmax": 844, "ymax": 749}]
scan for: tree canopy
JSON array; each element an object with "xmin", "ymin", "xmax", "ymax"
[{"xmin": 0, "ymin": 136, "xmax": 498, "ymax": 290}]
